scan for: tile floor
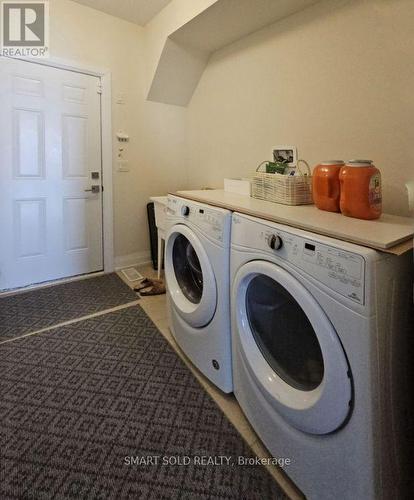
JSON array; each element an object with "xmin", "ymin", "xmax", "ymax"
[{"xmin": 119, "ymin": 264, "xmax": 304, "ymax": 500}]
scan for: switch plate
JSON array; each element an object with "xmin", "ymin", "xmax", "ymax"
[
  {"xmin": 116, "ymin": 93, "xmax": 125, "ymax": 104},
  {"xmin": 117, "ymin": 160, "xmax": 130, "ymax": 172}
]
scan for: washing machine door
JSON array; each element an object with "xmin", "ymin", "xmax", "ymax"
[
  {"xmin": 233, "ymin": 260, "xmax": 352, "ymax": 435},
  {"xmin": 165, "ymin": 224, "xmax": 217, "ymax": 328}
]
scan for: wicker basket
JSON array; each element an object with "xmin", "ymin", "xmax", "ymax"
[{"xmin": 252, "ymin": 160, "xmax": 313, "ymax": 206}]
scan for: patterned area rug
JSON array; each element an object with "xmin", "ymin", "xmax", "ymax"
[
  {"xmin": 0, "ymin": 305, "xmax": 286, "ymax": 499},
  {"xmin": 0, "ymin": 274, "xmax": 137, "ymax": 341}
]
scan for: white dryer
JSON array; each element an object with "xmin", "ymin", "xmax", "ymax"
[
  {"xmin": 165, "ymin": 195, "xmax": 232, "ymax": 393},
  {"xmin": 231, "ymin": 212, "xmax": 413, "ymax": 499}
]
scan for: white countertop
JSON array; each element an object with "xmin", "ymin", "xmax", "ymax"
[{"xmin": 174, "ymin": 190, "xmax": 414, "ymax": 253}]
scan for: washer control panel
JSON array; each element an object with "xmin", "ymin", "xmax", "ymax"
[
  {"xmin": 268, "ymin": 234, "xmax": 283, "ymax": 251},
  {"xmin": 167, "ymin": 196, "xmax": 231, "ymax": 245},
  {"xmin": 299, "ymin": 240, "xmax": 365, "ymax": 304},
  {"xmin": 233, "ymin": 215, "xmax": 366, "ymax": 304}
]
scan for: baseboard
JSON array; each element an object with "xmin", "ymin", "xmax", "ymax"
[{"xmin": 114, "ymin": 251, "xmax": 152, "ymax": 271}]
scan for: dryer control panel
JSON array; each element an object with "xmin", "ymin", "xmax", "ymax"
[
  {"xmin": 167, "ymin": 196, "xmax": 231, "ymax": 245},
  {"xmin": 232, "ymin": 215, "xmax": 366, "ymax": 304}
]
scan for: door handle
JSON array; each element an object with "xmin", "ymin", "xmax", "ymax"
[{"xmin": 85, "ymin": 185, "xmax": 101, "ymax": 193}]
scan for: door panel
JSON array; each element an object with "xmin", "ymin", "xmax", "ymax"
[
  {"xmin": 14, "ymin": 108, "xmax": 45, "ymax": 178},
  {"xmin": 165, "ymin": 224, "xmax": 217, "ymax": 328},
  {"xmin": 63, "ymin": 84, "xmax": 86, "ymax": 104},
  {"xmin": 14, "ymin": 198, "xmax": 46, "ymax": 257},
  {"xmin": 62, "ymin": 115, "xmax": 88, "ymax": 178},
  {"xmin": 13, "ymin": 75, "xmax": 43, "ymax": 97},
  {"xmin": 246, "ymin": 274, "xmax": 324, "ymax": 392},
  {"xmin": 172, "ymin": 233, "xmax": 204, "ymax": 304},
  {"xmin": 233, "ymin": 260, "xmax": 352, "ymax": 435},
  {"xmin": 0, "ymin": 58, "xmax": 103, "ymax": 290},
  {"xmin": 63, "ymin": 197, "xmax": 88, "ymax": 251}
]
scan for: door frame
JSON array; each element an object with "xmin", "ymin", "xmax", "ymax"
[{"xmin": 0, "ymin": 55, "xmax": 114, "ymax": 275}]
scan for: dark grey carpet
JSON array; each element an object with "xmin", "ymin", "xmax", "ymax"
[
  {"xmin": 0, "ymin": 273, "xmax": 137, "ymax": 341},
  {"xmin": 0, "ymin": 305, "xmax": 286, "ymax": 500}
]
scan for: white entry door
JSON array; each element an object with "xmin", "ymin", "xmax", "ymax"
[{"xmin": 0, "ymin": 58, "xmax": 103, "ymax": 290}]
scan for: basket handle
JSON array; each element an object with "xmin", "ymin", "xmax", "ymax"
[
  {"xmin": 256, "ymin": 161, "xmax": 269, "ymax": 172},
  {"xmin": 296, "ymin": 159, "xmax": 311, "ymax": 176}
]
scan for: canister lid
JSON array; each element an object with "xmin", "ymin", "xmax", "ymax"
[
  {"xmin": 346, "ymin": 159, "xmax": 373, "ymax": 167},
  {"xmin": 320, "ymin": 161, "xmax": 345, "ymax": 165}
]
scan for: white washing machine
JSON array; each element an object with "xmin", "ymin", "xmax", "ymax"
[
  {"xmin": 231, "ymin": 213, "xmax": 413, "ymax": 499},
  {"xmin": 165, "ymin": 195, "xmax": 232, "ymax": 393}
]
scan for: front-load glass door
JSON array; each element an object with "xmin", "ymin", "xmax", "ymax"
[
  {"xmin": 172, "ymin": 234, "xmax": 203, "ymax": 304},
  {"xmin": 165, "ymin": 224, "xmax": 217, "ymax": 328},
  {"xmin": 233, "ymin": 260, "xmax": 352, "ymax": 435},
  {"xmin": 246, "ymin": 275, "xmax": 324, "ymax": 392}
]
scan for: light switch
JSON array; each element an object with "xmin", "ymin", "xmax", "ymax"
[
  {"xmin": 118, "ymin": 160, "xmax": 130, "ymax": 172},
  {"xmin": 116, "ymin": 93, "xmax": 125, "ymax": 104}
]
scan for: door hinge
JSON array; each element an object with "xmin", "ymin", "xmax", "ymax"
[{"xmin": 97, "ymin": 83, "xmax": 103, "ymax": 94}]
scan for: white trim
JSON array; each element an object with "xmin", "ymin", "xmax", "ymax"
[
  {"xmin": 115, "ymin": 251, "xmax": 152, "ymax": 271},
  {"xmin": 0, "ymin": 55, "xmax": 114, "ymax": 274},
  {"xmin": 1, "ymin": 54, "xmax": 109, "ymax": 77},
  {"xmin": 100, "ymin": 72, "xmax": 114, "ymax": 273}
]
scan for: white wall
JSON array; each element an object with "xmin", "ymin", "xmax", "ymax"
[
  {"xmin": 143, "ymin": 0, "xmax": 217, "ymax": 95},
  {"xmin": 50, "ymin": 0, "xmax": 188, "ymax": 266},
  {"xmin": 46, "ymin": 0, "xmax": 414, "ymax": 270},
  {"xmin": 186, "ymin": 0, "xmax": 414, "ymax": 216}
]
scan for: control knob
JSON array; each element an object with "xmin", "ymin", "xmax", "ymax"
[
  {"xmin": 269, "ymin": 234, "xmax": 283, "ymax": 250},
  {"xmin": 181, "ymin": 206, "xmax": 190, "ymax": 216}
]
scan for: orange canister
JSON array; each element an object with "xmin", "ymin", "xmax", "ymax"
[
  {"xmin": 339, "ymin": 160, "xmax": 382, "ymax": 220},
  {"xmin": 312, "ymin": 161, "xmax": 344, "ymax": 212}
]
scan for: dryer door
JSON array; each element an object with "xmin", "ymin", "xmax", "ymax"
[
  {"xmin": 233, "ymin": 260, "xmax": 352, "ymax": 435},
  {"xmin": 165, "ymin": 224, "xmax": 217, "ymax": 328}
]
